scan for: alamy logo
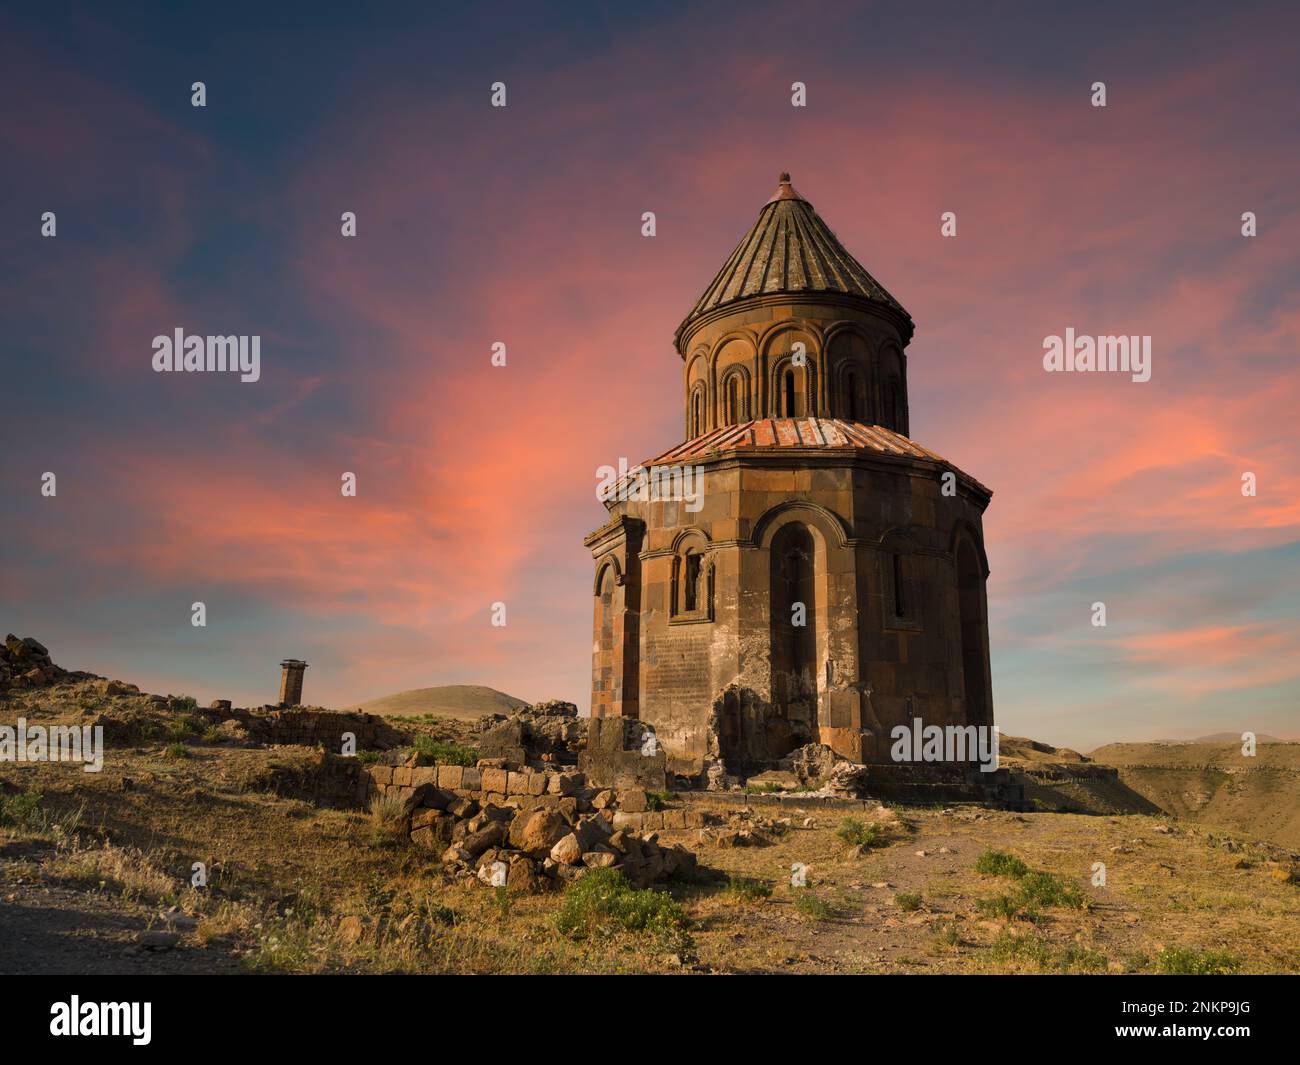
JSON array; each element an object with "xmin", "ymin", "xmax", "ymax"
[
  {"xmin": 151, "ymin": 328, "xmax": 261, "ymax": 382},
  {"xmin": 50, "ymin": 997, "xmax": 151, "ymax": 1045},
  {"xmin": 595, "ymin": 459, "xmax": 705, "ymax": 513},
  {"xmin": 0, "ymin": 718, "xmax": 103, "ymax": 772},
  {"xmin": 1042, "ymin": 328, "xmax": 1151, "ymax": 382},
  {"xmin": 890, "ymin": 718, "xmax": 1000, "ymax": 773}
]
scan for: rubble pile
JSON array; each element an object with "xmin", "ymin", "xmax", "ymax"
[
  {"xmin": 0, "ymin": 634, "xmax": 95, "ymax": 691},
  {"xmin": 473, "ymin": 699, "xmax": 587, "ymax": 764},
  {"xmin": 371, "ymin": 760, "xmax": 701, "ymax": 892}
]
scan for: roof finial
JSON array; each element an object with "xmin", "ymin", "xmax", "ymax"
[{"xmin": 767, "ymin": 172, "xmax": 805, "ymax": 205}]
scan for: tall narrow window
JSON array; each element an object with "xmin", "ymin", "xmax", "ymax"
[
  {"xmin": 846, "ymin": 371, "xmax": 859, "ymax": 421},
  {"xmin": 726, "ymin": 376, "xmax": 739, "ymax": 423},
  {"xmin": 684, "ymin": 552, "xmax": 701, "ymax": 611},
  {"xmin": 892, "ymin": 553, "xmax": 906, "ymax": 617},
  {"xmin": 691, "ymin": 390, "xmax": 703, "ymax": 436},
  {"xmin": 783, "ymin": 370, "xmax": 796, "ymax": 417}
]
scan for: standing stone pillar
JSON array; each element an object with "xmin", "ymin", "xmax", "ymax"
[{"xmin": 278, "ymin": 659, "xmax": 308, "ymax": 707}]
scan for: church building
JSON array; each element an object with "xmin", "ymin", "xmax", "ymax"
[{"xmin": 585, "ymin": 174, "xmax": 994, "ymax": 777}]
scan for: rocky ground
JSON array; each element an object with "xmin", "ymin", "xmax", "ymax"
[{"xmin": 2, "ymin": 643, "xmax": 1298, "ymax": 975}]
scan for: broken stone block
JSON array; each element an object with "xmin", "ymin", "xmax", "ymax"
[
  {"xmin": 550, "ymin": 833, "xmax": 583, "ymax": 866},
  {"xmin": 481, "ymin": 767, "xmax": 509, "ymax": 794},
  {"xmin": 507, "ymin": 856, "xmax": 540, "ymax": 894},
  {"xmin": 447, "ymin": 796, "xmax": 479, "ymax": 819},
  {"xmin": 462, "ymin": 821, "xmax": 506, "ymax": 858},
  {"xmin": 410, "ymin": 766, "xmax": 438, "ymax": 788},
  {"xmin": 619, "ymin": 788, "xmax": 648, "ymax": 813},
  {"xmin": 508, "ymin": 808, "xmax": 568, "ymax": 858},
  {"xmin": 547, "ymin": 770, "xmax": 584, "ymax": 796},
  {"xmin": 410, "ymin": 824, "xmax": 446, "ymax": 850}
]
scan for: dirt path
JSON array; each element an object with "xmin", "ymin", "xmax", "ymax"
[{"xmin": 0, "ymin": 844, "xmax": 240, "ymax": 975}]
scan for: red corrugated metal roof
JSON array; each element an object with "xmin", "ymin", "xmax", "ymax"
[{"xmin": 640, "ymin": 418, "xmax": 991, "ymax": 495}]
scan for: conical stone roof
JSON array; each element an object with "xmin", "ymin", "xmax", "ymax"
[{"xmin": 675, "ymin": 173, "xmax": 911, "ymax": 346}]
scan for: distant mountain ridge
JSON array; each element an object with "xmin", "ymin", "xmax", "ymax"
[{"xmin": 1128, "ymin": 733, "xmax": 1290, "ymax": 745}]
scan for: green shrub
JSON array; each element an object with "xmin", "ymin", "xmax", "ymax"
[
  {"xmin": 988, "ymin": 931, "xmax": 1109, "ymax": 972},
  {"xmin": 934, "ymin": 922, "xmax": 961, "ymax": 948},
  {"xmin": 727, "ymin": 874, "xmax": 773, "ymax": 901},
  {"xmin": 645, "ymin": 791, "xmax": 671, "ymax": 812},
  {"xmin": 976, "ymin": 893, "xmax": 1022, "ymax": 921},
  {"xmin": 1017, "ymin": 871, "xmax": 1085, "ymax": 910},
  {"xmin": 175, "ymin": 695, "xmax": 199, "ymax": 712},
  {"xmin": 837, "ymin": 817, "xmax": 884, "ymax": 848},
  {"xmin": 1057, "ymin": 942, "xmax": 1110, "ymax": 973},
  {"xmin": 988, "ymin": 930, "xmax": 1053, "ymax": 967},
  {"xmin": 973, "ymin": 850, "xmax": 1084, "ymax": 919},
  {"xmin": 412, "ymin": 736, "xmax": 479, "ymax": 766},
  {"xmin": 790, "ymin": 888, "xmax": 835, "ymax": 921},
  {"xmin": 0, "ymin": 790, "xmax": 44, "ymax": 828},
  {"xmin": 554, "ymin": 869, "xmax": 689, "ymax": 942},
  {"xmin": 974, "ymin": 849, "xmax": 1030, "ymax": 878},
  {"xmin": 895, "ymin": 890, "xmax": 922, "ymax": 912},
  {"xmin": 1157, "ymin": 947, "xmax": 1241, "ymax": 975},
  {"xmin": 168, "ymin": 714, "xmax": 203, "ymax": 739},
  {"xmin": 164, "ymin": 743, "xmax": 190, "ymax": 759}
]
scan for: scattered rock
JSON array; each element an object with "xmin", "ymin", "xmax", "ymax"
[
  {"xmin": 550, "ymin": 833, "xmax": 583, "ymax": 866},
  {"xmin": 135, "ymin": 930, "xmax": 179, "ymax": 951}
]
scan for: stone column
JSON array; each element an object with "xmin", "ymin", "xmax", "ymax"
[{"xmin": 278, "ymin": 659, "xmax": 308, "ymax": 707}]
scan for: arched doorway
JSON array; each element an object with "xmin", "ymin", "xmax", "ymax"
[
  {"xmin": 593, "ymin": 566, "xmax": 615, "ymax": 718},
  {"xmin": 956, "ymin": 540, "xmax": 990, "ymax": 727},
  {"xmin": 770, "ymin": 523, "xmax": 818, "ymax": 751}
]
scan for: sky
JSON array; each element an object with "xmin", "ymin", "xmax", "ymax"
[{"xmin": 2, "ymin": 1, "xmax": 1298, "ymax": 750}]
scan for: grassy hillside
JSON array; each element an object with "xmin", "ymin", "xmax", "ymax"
[
  {"xmin": 1091, "ymin": 741, "xmax": 1300, "ymax": 849},
  {"xmin": 345, "ymin": 684, "xmax": 526, "ymax": 721}
]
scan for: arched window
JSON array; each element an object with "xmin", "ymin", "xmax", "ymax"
[
  {"xmin": 691, "ymin": 389, "xmax": 704, "ymax": 436},
  {"xmin": 684, "ymin": 551, "xmax": 702, "ymax": 611},
  {"xmin": 892, "ymin": 553, "xmax": 906, "ymax": 617},
  {"xmin": 783, "ymin": 370, "xmax": 796, "ymax": 417},
  {"xmin": 846, "ymin": 371, "xmax": 859, "ymax": 421},
  {"xmin": 671, "ymin": 541, "xmax": 713, "ymax": 621},
  {"xmin": 725, "ymin": 375, "xmax": 741, "ymax": 424},
  {"xmin": 885, "ymin": 380, "xmax": 900, "ymax": 431}
]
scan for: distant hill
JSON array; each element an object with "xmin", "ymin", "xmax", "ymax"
[
  {"xmin": 1089, "ymin": 740, "xmax": 1300, "ymax": 848},
  {"xmin": 346, "ymin": 684, "xmax": 527, "ymax": 721},
  {"xmin": 1189, "ymin": 732, "xmax": 1287, "ymax": 744}
]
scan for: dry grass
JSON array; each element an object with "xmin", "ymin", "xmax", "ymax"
[
  {"xmin": 48, "ymin": 842, "xmax": 180, "ymax": 905},
  {"xmin": 3, "ymin": 680, "xmax": 1300, "ymax": 974}
]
